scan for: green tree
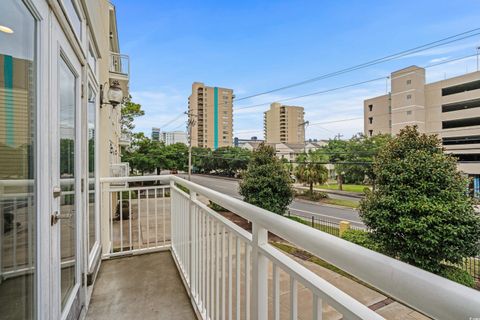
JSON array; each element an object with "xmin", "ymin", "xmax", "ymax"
[
  {"xmin": 360, "ymin": 126, "xmax": 480, "ymax": 274},
  {"xmin": 120, "ymin": 95, "xmax": 144, "ymax": 135},
  {"xmin": 295, "ymin": 152, "xmax": 328, "ymax": 194},
  {"xmin": 121, "ymin": 133, "xmax": 156, "ymax": 175},
  {"xmin": 239, "ymin": 144, "xmax": 294, "ymax": 215},
  {"xmin": 165, "ymin": 143, "xmax": 188, "ymax": 171}
]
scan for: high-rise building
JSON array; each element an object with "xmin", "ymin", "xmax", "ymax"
[
  {"xmin": 188, "ymin": 82, "xmax": 233, "ymax": 149},
  {"xmin": 364, "ymin": 66, "xmax": 480, "ymax": 196},
  {"xmin": 161, "ymin": 131, "xmax": 188, "ymax": 145},
  {"xmin": 264, "ymin": 103, "xmax": 305, "ymax": 144},
  {"xmin": 152, "ymin": 127, "xmax": 160, "ymax": 141}
]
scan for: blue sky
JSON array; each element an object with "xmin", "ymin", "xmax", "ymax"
[{"xmin": 114, "ymin": 0, "xmax": 480, "ymax": 140}]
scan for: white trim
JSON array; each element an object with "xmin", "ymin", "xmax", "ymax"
[
  {"xmin": 392, "ymin": 120, "xmax": 425, "ymax": 126},
  {"xmin": 390, "ymin": 88, "xmax": 417, "ymax": 96},
  {"xmin": 392, "ymin": 104, "xmax": 425, "ymax": 111},
  {"xmin": 391, "ymin": 70, "xmax": 418, "ymax": 80}
]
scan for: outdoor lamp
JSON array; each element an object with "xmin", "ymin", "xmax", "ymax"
[{"xmin": 100, "ymin": 80, "xmax": 123, "ymax": 108}]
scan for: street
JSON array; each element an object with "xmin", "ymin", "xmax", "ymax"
[{"xmin": 181, "ymin": 174, "xmax": 364, "ymax": 227}]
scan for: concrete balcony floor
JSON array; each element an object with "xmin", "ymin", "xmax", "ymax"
[{"xmin": 86, "ymin": 252, "xmax": 196, "ymax": 320}]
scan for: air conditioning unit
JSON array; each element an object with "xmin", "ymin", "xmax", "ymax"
[{"xmin": 110, "ymin": 162, "xmax": 130, "ymax": 187}]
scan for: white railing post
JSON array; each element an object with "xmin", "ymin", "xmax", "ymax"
[
  {"xmin": 189, "ymin": 190, "xmax": 197, "ymax": 293},
  {"xmin": 251, "ymin": 223, "xmax": 268, "ymax": 319}
]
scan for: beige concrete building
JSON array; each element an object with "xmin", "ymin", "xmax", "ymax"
[
  {"xmin": 364, "ymin": 66, "xmax": 480, "ymax": 196},
  {"xmin": 264, "ymin": 103, "xmax": 305, "ymax": 144},
  {"xmin": 188, "ymin": 82, "xmax": 233, "ymax": 149}
]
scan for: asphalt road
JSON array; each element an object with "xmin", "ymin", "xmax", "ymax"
[{"xmin": 181, "ymin": 174, "xmax": 364, "ymax": 227}]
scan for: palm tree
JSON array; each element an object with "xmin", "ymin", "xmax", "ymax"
[{"xmin": 295, "ymin": 152, "xmax": 328, "ymax": 194}]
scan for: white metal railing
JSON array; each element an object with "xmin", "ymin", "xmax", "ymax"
[
  {"xmin": 109, "ymin": 52, "xmax": 130, "ymax": 77},
  {"xmin": 100, "ymin": 175, "xmax": 480, "ymax": 320}
]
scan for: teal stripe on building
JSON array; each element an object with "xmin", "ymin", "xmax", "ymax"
[
  {"xmin": 214, "ymin": 87, "xmax": 218, "ymax": 149},
  {"xmin": 4, "ymin": 55, "xmax": 14, "ymax": 147}
]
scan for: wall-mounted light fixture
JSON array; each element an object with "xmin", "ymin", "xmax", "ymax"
[{"xmin": 100, "ymin": 80, "xmax": 123, "ymax": 108}]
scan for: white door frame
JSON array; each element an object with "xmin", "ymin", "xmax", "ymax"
[{"xmin": 49, "ymin": 12, "xmax": 84, "ymax": 320}]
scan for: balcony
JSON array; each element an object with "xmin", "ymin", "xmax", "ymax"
[
  {"xmin": 109, "ymin": 52, "xmax": 130, "ymax": 96},
  {"xmin": 80, "ymin": 175, "xmax": 480, "ymax": 319},
  {"xmin": 119, "ymin": 132, "xmax": 131, "ymax": 146}
]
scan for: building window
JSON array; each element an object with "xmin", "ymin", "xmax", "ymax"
[
  {"xmin": 406, "ymin": 94, "xmax": 412, "ymax": 100},
  {"xmin": 407, "ymin": 110, "xmax": 412, "ymax": 115},
  {"xmin": 406, "ymin": 79, "xmax": 412, "ymax": 85},
  {"xmin": 443, "ymin": 135, "xmax": 480, "ymax": 145},
  {"xmin": 368, "ymin": 104, "xmax": 373, "ymax": 112},
  {"xmin": 63, "ymin": 0, "xmax": 83, "ymax": 39},
  {"xmin": 368, "ymin": 117, "xmax": 373, "ymax": 124},
  {"xmin": 442, "ymin": 98, "xmax": 480, "ymax": 113},
  {"xmin": 368, "ymin": 130, "xmax": 373, "ymax": 137}
]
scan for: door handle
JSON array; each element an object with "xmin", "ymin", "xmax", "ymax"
[
  {"xmin": 51, "ymin": 211, "xmax": 73, "ymax": 225},
  {"xmin": 53, "ymin": 186, "xmax": 62, "ymax": 198}
]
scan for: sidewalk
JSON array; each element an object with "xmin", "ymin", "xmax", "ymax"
[{"xmin": 294, "ymin": 184, "xmax": 365, "ymax": 199}]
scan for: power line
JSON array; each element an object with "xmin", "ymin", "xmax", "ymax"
[
  {"xmin": 234, "ymin": 27, "xmax": 480, "ymax": 101},
  {"xmin": 159, "ymin": 112, "xmax": 186, "ymax": 130}
]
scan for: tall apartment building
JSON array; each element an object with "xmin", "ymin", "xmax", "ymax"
[
  {"xmin": 151, "ymin": 127, "xmax": 160, "ymax": 141},
  {"xmin": 188, "ymin": 82, "xmax": 233, "ymax": 149},
  {"xmin": 264, "ymin": 102, "xmax": 305, "ymax": 144},
  {"xmin": 364, "ymin": 66, "xmax": 480, "ymax": 196},
  {"xmin": 161, "ymin": 131, "xmax": 188, "ymax": 145}
]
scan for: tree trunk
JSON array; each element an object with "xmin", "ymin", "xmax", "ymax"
[
  {"xmin": 338, "ymin": 174, "xmax": 343, "ymax": 191},
  {"xmin": 310, "ymin": 182, "xmax": 313, "ymax": 194}
]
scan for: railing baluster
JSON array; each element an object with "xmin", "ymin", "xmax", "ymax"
[
  {"xmin": 155, "ymin": 188, "xmax": 158, "ymax": 247},
  {"xmin": 109, "ymin": 190, "xmax": 113, "ymax": 254},
  {"xmin": 216, "ymin": 222, "xmax": 220, "ymax": 319},
  {"xmin": 273, "ymin": 264, "xmax": 280, "ymax": 320},
  {"xmin": 129, "ymin": 190, "xmax": 132, "ymax": 251},
  {"xmin": 206, "ymin": 216, "xmax": 210, "ymax": 320},
  {"xmin": 245, "ymin": 242, "xmax": 250, "ymax": 320},
  {"xmin": 163, "ymin": 187, "xmax": 166, "ymax": 244},
  {"xmin": 290, "ymin": 277, "xmax": 298, "ymax": 320},
  {"xmin": 228, "ymin": 232, "xmax": 233, "ymax": 320},
  {"xmin": 138, "ymin": 189, "xmax": 141, "ymax": 249},
  {"xmin": 236, "ymin": 237, "xmax": 240, "ymax": 320},
  {"xmin": 312, "ymin": 294, "xmax": 322, "ymax": 320},
  {"xmin": 120, "ymin": 191, "xmax": 123, "ymax": 251},
  {"xmin": 221, "ymin": 226, "xmax": 226, "ymax": 320}
]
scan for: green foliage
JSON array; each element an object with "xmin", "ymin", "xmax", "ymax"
[
  {"xmin": 439, "ymin": 265, "xmax": 476, "ymax": 288},
  {"xmin": 319, "ymin": 133, "xmax": 391, "ymax": 185},
  {"xmin": 295, "ymin": 189, "xmax": 328, "ymax": 201},
  {"xmin": 295, "ymin": 152, "xmax": 328, "ymax": 194},
  {"xmin": 193, "ymin": 146, "xmax": 251, "ymax": 177},
  {"xmin": 341, "ymin": 229, "xmax": 382, "ymax": 252},
  {"xmin": 122, "ymin": 134, "xmax": 188, "ymax": 175},
  {"xmin": 239, "ymin": 144, "xmax": 294, "ymax": 215},
  {"xmin": 121, "ymin": 95, "xmax": 144, "ymax": 134},
  {"xmin": 360, "ymin": 126, "xmax": 480, "ymax": 273},
  {"xmin": 209, "ymin": 201, "xmax": 227, "ymax": 212}
]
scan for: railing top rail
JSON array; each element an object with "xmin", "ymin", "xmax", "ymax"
[{"xmin": 103, "ymin": 175, "xmax": 480, "ymax": 319}]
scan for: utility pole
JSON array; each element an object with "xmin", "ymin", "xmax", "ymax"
[
  {"xmin": 185, "ymin": 111, "xmax": 197, "ymax": 181},
  {"xmin": 298, "ymin": 120, "xmax": 309, "ymax": 153}
]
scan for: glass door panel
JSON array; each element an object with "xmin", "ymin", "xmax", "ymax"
[
  {"xmin": 59, "ymin": 57, "xmax": 76, "ymax": 310},
  {"xmin": 87, "ymin": 84, "xmax": 96, "ymax": 253},
  {"xmin": 0, "ymin": 0, "xmax": 36, "ymax": 319}
]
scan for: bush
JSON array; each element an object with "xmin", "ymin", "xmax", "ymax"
[
  {"xmin": 360, "ymin": 126, "xmax": 480, "ymax": 274},
  {"xmin": 295, "ymin": 189, "xmax": 328, "ymax": 201},
  {"xmin": 439, "ymin": 265, "xmax": 476, "ymax": 288},
  {"xmin": 239, "ymin": 144, "xmax": 294, "ymax": 215},
  {"xmin": 209, "ymin": 201, "xmax": 227, "ymax": 212},
  {"xmin": 341, "ymin": 229, "xmax": 382, "ymax": 252}
]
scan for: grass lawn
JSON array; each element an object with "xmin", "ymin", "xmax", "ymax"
[
  {"xmin": 322, "ymin": 198, "xmax": 360, "ymax": 209},
  {"xmin": 287, "ymin": 215, "xmax": 340, "ymax": 237},
  {"xmin": 315, "ymin": 183, "xmax": 370, "ymax": 193}
]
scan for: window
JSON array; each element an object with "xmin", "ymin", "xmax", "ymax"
[
  {"xmin": 407, "ymin": 110, "xmax": 412, "ymax": 115},
  {"xmin": 442, "ymin": 98, "xmax": 480, "ymax": 113},
  {"xmin": 87, "ymin": 84, "xmax": 97, "ymax": 254},
  {"xmin": 88, "ymin": 44, "xmax": 97, "ymax": 76},
  {"xmin": 406, "ymin": 94, "xmax": 412, "ymax": 100},
  {"xmin": 0, "ymin": 1, "xmax": 36, "ymax": 318},
  {"xmin": 368, "ymin": 104, "xmax": 373, "ymax": 112},
  {"xmin": 442, "ymin": 80, "xmax": 480, "ymax": 96},
  {"xmin": 63, "ymin": 0, "xmax": 82, "ymax": 39},
  {"xmin": 442, "ymin": 117, "xmax": 480, "ymax": 129},
  {"xmin": 443, "ymin": 135, "xmax": 480, "ymax": 145},
  {"xmin": 368, "ymin": 130, "xmax": 373, "ymax": 137},
  {"xmin": 406, "ymin": 79, "xmax": 412, "ymax": 85},
  {"xmin": 368, "ymin": 117, "xmax": 373, "ymax": 124}
]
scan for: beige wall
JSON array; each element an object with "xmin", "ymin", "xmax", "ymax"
[
  {"xmin": 364, "ymin": 66, "xmax": 480, "ymax": 175},
  {"xmin": 264, "ymin": 103, "xmax": 305, "ymax": 144},
  {"xmin": 189, "ymin": 82, "xmax": 233, "ymax": 149}
]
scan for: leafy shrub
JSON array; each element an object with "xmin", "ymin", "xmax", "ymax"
[
  {"xmin": 295, "ymin": 190, "xmax": 328, "ymax": 201},
  {"xmin": 239, "ymin": 144, "xmax": 294, "ymax": 215},
  {"xmin": 360, "ymin": 126, "xmax": 480, "ymax": 274},
  {"xmin": 439, "ymin": 265, "xmax": 476, "ymax": 288},
  {"xmin": 341, "ymin": 229, "xmax": 382, "ymax": 252},
  {"xmin": 209, "ymin": 201, "xmax": 227, "ymax": 212}
]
